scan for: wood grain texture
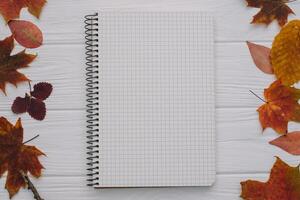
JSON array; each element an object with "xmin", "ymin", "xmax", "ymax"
[
  {"xmin": 0, "ymin": 174, "xmax": 270, "ymax": 200},
  {"xmin": 0, "ymin": 0, "xmax": 299, "ymax": 43},
  {"xmin": 0, "ymin": 43, "xmax": 275, "ymax": 110},
  {"xmin": 2, "ymin": 109, "xmax": 295, "ymax": 177},
  {"xmin": 0, "ymin": 0, "xmax": 297, "ymax": 199}
]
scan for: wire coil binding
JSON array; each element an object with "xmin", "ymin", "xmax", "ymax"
[{"xmin": 85, "ymin": 13, "xmax": 99, "ymax": 187}]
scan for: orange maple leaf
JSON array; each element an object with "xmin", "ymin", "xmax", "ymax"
[
  {"xmin": 0, "ymin": 35, "xmax": 36, "ymax": 94},
  {"xmin": 241, "ymin": 157, "xmax": 300, "ymax": 200},
  {"xmin": 245, "ymin": 0, "xmax": 294, "ymax": 27},
  {"xmin": 0, "ymin": 117, "xmax": 45, "ymax": 198},
  {"xmin": 0, "ymin": 0, "xmax": 46, "ymax": 22},
  {"xmin": 257, "ymin": 80, "xmax": 300, "ymax": 134}
]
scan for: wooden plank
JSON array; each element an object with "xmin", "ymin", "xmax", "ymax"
[
  {"xmin": 0, "ymin": 0, "xmax": 294, "ymax": 199},
  {"xmin": 0, "ymin": 42, "xmax": 276, "ymax": 110},
  {"xmin": 0, "ymin": 174, "xmax": 269, "ymax": 200},
  {"xmin": 0, "ymin": 44, "xmax": 86, "ymax": 111},
  {"xmin": 216, "ymin": 42, "xmax": 274, "ymax": 108},
  {"xmin": 0, "ymin": 0, "xmax": 299, "ymax": 43},
  {"xmin": 1, "ymin": 109, "xmax": 297, "ymax": 177}
]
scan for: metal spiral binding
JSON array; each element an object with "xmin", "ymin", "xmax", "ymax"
[{"xmin": 85, "ymin": 13, "xmax": 100, "ymax": 187}]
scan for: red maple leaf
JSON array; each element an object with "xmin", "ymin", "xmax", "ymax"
[
  {"xmin": 0, "ymin": 35, "xmax": 36, "ymax": 94},
  {"xmin": 0, "ymin": 117, "xmax": 45, "ymax": 198}
]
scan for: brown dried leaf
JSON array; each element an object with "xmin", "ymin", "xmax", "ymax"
[
  {"xmin": 245, "ymin": 0, "xmax": 294, "ymax": 27},
  {"xmin": 0, "ymin": 36, "xmax": 36, "ymax": 94},
  {"xmin": 12, "ymin": 82, "xmax": 52, "ymax": 121},
  {"xmin": 0, "ymin": 117, "xmax": 45, "ymax": 198}
]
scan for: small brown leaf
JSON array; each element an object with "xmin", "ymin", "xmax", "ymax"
[
  {"xmin": 270, "ymin": 131, "xmax": 300, "ymax": 155},
  {"xmin": 247, "ymin": 41, "xmax": 273, "ymax": 74},
  {"xmin": 11, "ymin": 96, "xmax": 28, "ymax": 114},
  {"xmin": 27, "ymin": 98, "xmax": 46, "ymax": 120},
  {"xmin": 12, "ymin": 94, "xmax": 46, "ymax": 121},
  {"xmin": 11, "ymin": 82, "xmax": 52, "ymax": 121},
  {"xmin": 31, "ymin": 82, "xmax": 52, "ymax": 100},
  {"xmin": 245, "ymin": 0, "xmax": 295, "ymax": 27},
  {"xmin": 8, "ymin": 20, "xmax": 43, "ymax": 48}
]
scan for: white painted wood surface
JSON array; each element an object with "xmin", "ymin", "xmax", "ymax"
[{"xmin": 0, "ymin": 0, "xmax": 300, "ymax": 199}]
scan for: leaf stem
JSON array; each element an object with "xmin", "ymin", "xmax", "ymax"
[
  {"xmin": 20, "ymin": 171, "xmax": 44, "ymax": 200},
  {"xmin": 23, "ymin": 135, "xmax": 40, "ymax": 144},
  {"xmin": 249, "ymin": 90, "xmax": 267, "ymax": 103},
  {"xmin": 28, "ymin": 81, "xmax": 32, "ymax": 94}
]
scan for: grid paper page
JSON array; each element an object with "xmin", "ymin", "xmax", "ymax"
[{"xmin": 97, "ymin": 12, "xmax": 215, "ymax": 187}]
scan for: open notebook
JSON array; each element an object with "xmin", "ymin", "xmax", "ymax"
[{"xmin": 85, "ymin": 12, "xmax": 215, "ymax": 188}]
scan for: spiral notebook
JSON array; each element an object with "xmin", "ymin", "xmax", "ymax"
[{"xmin": 85, "ymin": 12, "xmax": 215, "ymax": 188}]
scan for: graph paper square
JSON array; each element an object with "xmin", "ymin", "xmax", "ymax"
[{"xmin": 96, "ymin": 12, "xmax": 215, "ymax": 187}]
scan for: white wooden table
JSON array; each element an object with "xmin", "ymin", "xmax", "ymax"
[{"xmin": 0, "ymin": 0, "xmax": 300, "ymax": 199}]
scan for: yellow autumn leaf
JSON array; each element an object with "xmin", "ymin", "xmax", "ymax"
[{"xmin": 270, "ymin": 20, "xmax": 300, "ymax": 86}]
